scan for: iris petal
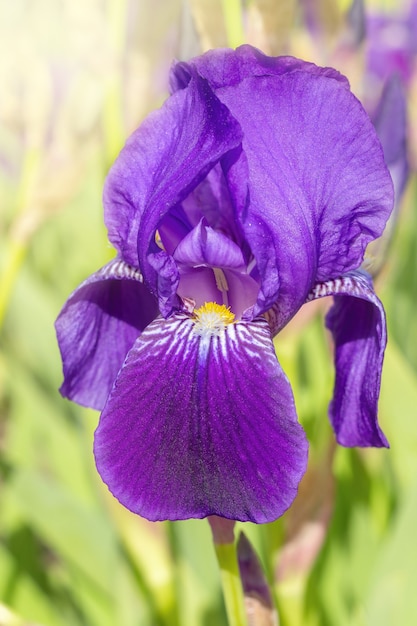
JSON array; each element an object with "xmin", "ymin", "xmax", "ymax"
[
  {"xmin": 220, "ymin": 70, "xmax": 393, "ymax": 319},
  {"xmin": 171, "ymin": 44, "xmax": 349, "ymax": 91},
  {"xmin": 173, "ymin": 219, "xmax": 246, "ymax": 269},
  {"xmin": 94, "ymin": 315, "xmax": 308, "ymax": 522},
  {"xmin": 176, "ymin": 267, "xmax": 259, "ymax": 319},
  {"xmin": 307, "ymin": 270, "xmax": 389, "ymax": 447},
  {"xmin": 55, "ymin": 259, "xmax": 158, "ymax": 410},
  {"xmin": 181, "ymin": 164, "xmax": 246, "ymax": 249},
  {"xmin": 104, "ymin": 73, "xmax": 243, "ymax": 289}
]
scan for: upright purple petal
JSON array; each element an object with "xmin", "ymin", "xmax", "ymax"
[
  {"xmin": 307, "ymin": 271, "xmax": 389, "ymax": 448},
  {"xmin": 220, "ymin": 70, "xmax": 393, "ymax": 320},
  {"xmin": 94, "ymin": 315, "xmax": 308, "ymax": 522},
  {"xmin": 104, "ymin": 74, "xmax": 243, "ymax": 287},
  {"xmin": 55, "ymin": 259, "xmax": 158, "ymax": 410}
]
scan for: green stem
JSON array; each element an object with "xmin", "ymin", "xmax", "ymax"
[{"xmin": 214, "ymin": 541, "xmax": 248, "ymax": 626}]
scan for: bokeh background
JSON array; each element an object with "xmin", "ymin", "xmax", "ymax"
[{"xmin": 1, "ymin": 0, "xmax": 416, "ymax": 624}]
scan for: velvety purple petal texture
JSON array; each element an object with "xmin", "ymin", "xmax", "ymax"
[
  {"xmin": 56, "ymin": 45, "xmax": 395, "ymax": 524},
  {"xmin": 146, "ymin": 251, "xmax": 181, "ymax": 318},
  {"xmin": 94, "ymin": 315, "xmax": 308, "ymax": 522},
  {"xmin": 307, "ymin": 271, "xmax": 389, "ymax": 448},
  {"xmin": 170, "ymin": 45, "xmax": 349, "ymax": 92},
  {"xmin": 171, "ymin": 46, "xmax": 393, "ymax": 318},
  {"xmin": 158, "ymin": 164, "xmax": 247, "ymax": 257},
  {"xmin": 173, "ymin": 220, "xmax": 246, "ymax": 268},
  {"xmin": 181, "ymin": 164, "xmax": 246, "ymax": 245},
  {"xmin": 219, "ymin": 70, "xmax": 393, "ymax": 319},
  {"xmin": 56, "ymin": 260, "xmax": 158, "ymax": 410},
  {"xmin": 104, "ymin": 74, "xmax": 243, "ymax": 286}
]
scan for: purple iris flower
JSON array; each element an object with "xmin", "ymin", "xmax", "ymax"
[{"xmin": 55, "ymin": 46, "xmax": 394, "ymax": 523}]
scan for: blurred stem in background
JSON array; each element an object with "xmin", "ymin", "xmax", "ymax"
[
  {"xmin": 208, "ymin": 517, "xmax": 248, "ymax": 626},
  {"xmin": 0, "ymin": 147, "xmax": 41, "ymax": 331},
  {"xmin": 221, "ymin": 0, "xmax": 245, "ymax": 48}
]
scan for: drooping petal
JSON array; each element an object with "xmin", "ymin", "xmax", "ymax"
[
  {"xmin": 104, "ymin": 73, "xmax": 243, "ymax": 286},
  {"xmin": 94, "ymin": 315, "xmax": 308, "ymax": 522},
  {"xmin": 221, "ymin": 69, "xmax": 393, "ymax": 320},
  {"xmin": 307, "ymin": 270, "xmax": 389, "ymax": 448},
  {"xmin": 55, "ymin": 259, "xmax": 158, "ymax": 410}
]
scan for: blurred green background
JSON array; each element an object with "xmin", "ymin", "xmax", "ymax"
[{"xmin": 1, "ymin": 0, "xmax": 416, "ymax": 624}]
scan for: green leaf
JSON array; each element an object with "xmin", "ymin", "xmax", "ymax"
[
  {"xmin": 7, "ymin": 468, "xmax": 118, "ymax": 599},
  {"xmin": 366, "ymin": 479, "xmax": 417, "ymax": 625},
  {"xmin": 168, "ymin": 520, "xmax": 226, "ymax": 626},
  {"xmin": 379, "ymin": 340, "xmax": 417, "ymax": 489}
]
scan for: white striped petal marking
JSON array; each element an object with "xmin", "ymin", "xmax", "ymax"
[{"xmin": 94, "ymin": 307, "xmax": 308, "ymax": 522}]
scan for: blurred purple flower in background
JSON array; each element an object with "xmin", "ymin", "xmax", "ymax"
[
  {"xmin": 366, "ymin": 0, "xmax": 417, "ymax": 91},
  {"xmin": 297, "ymin": 0, "xmax": 411, "ymax": 275},
  {"xmin": 56, "ymin": 46, "xmax": 394, "ymax": 523},
  {"xmin": 363, "ymin": 73, "xmax": 409, "ymax": 276}
]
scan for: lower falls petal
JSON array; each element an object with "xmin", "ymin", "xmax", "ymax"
[
  {"xmin": 94, "ymin": 314, "xmax": 308, "ymax": 522},
  {"xmin": 55, "ymin": 259, "xmax": 159, "ymax": 411},
  {"xmin": 307, "ymin": 270, "xmax": 389, "ymax": 448}
]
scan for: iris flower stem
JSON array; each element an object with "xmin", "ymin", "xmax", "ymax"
[
  {"xmin": 208, "ymin": 517, "xmax": 248, "ymax": 626},
  {"xmin": 214, "ymin": 541, "xmax": 248, "ymax": 626}
]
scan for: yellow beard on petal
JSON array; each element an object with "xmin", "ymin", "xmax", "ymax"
[{"xmin": 193, "ymin": 302, "xmax": 235, "ymax": 337}]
